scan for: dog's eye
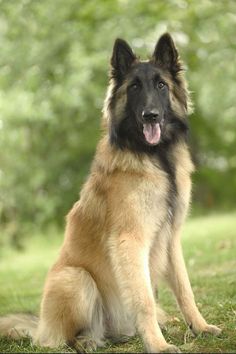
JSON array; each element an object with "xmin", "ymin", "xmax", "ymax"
[
  {"xmin": 130, "ymin": 83, "xmax": 138, "ymax": 90},
  {"xmin": 157, "ymin": 81, "xmax": 166, "ymax": 89}
]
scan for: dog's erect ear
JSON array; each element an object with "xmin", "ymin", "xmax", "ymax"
[
  {"xmin": 153, "ymin": 33, "xmax": 181, "ymax": 74},
  {"xmin": 111, "ymin": 38, "xmax": 136, "ymax": 81}
]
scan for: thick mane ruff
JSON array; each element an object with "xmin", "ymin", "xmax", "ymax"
[{"xmin": 174, "ymin": 66, "xmax": 193, "ymax": 115}]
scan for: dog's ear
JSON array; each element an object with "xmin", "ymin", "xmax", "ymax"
[
  {"xmin": 153, "ymin": 33, "xmax": 181, "ymax": 74},
  {"xmin": 111, "ymin": 38, "xmax": 136, "ymax": 81}
]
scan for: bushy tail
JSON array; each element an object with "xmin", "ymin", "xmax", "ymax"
[{"xmin": 0, "ymin": 314, "xmax": 38, "ymax": 340}]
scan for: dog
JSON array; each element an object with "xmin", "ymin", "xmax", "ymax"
[{"xmin": 0, "ymin": 33, "xmax": 221, "ymax": 353}]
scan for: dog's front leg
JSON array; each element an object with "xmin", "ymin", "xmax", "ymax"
[
  {"xmin": 110, "ymin": 233, "xmax": 180, "ymax": 353},
  {"xmin": 166, "ymin": 236, "xmax": 221, "ymax": 336}
]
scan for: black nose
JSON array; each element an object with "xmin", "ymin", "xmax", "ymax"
[{"xmin": 142, "ymin": 109, "xmax": 160, "ymax": 123}]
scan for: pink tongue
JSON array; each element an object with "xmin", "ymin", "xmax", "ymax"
[{"xmin": 143, "ymin": 123, "xmax": 161, "ymax": 145}]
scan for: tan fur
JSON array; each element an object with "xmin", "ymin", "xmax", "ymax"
[
  {"xmin": 0, "ymin": 314, "xmax": 38, "ymax": 339},
  {"xmin": 0, "ymin": 133, "xmax": 220, "ymax": 352},
  {"xmin": 0, "ymin": 45, "xmax": 221, "ymax": 353}
]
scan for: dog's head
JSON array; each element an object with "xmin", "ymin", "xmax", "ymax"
[{"xmin": 104, "ymin": 33, "xmax": 191, "ymax": 153}]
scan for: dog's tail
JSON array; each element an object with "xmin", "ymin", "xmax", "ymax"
[{"xmin": 0, "ymin": 314, "xmax": 38, "ymax": 340}]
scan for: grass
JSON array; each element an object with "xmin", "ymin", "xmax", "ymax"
[{"xmin": 0, "ymin": 212, "xmax": 236, "ymax": 353}]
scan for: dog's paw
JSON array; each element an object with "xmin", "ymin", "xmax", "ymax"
[
  {"xmin": 146, "ymin": 342, "xmax": 181, "ymax": 353},
  {"xmin": 160, "ymin": 344, "xmax": 181, "ymax": 353},
  {"xmin": 74, "ymin": 336, "xmax": 97, "ymax": 353},
  {"xmin": 202, "ymin": 324, "xmax": 222, "ymax": 336},
  {"xmin": 190, "ymin": 322, "xmax": 222, "ymax": 337}
]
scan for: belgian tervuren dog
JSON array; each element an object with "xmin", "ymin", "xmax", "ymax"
[{"xmin": 0, "ymin": 33, "xmax": 221, "ymax": 353}]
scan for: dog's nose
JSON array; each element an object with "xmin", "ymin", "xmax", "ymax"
[{"xmin": 142, "ymin": 109, "xmax": 160, "ymax": 123}]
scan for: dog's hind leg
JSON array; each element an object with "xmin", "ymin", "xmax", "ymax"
[{"xmin": 34, "ymin": 266, "xmax": 104, "ymax": 351}]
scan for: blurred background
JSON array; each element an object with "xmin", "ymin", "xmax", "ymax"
[{"xmin": 0, "ymin": 0, "xmax": 236, "ymax": 250}]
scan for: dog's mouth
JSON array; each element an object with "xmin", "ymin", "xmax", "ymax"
[{"xmin": 143, "ymin": 122, "xmax": 162, "ymax": 145}]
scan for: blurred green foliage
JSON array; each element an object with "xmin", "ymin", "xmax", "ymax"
[{"xmin": 0, "ymin": 0, "xmax": 235, "ymax": 245}]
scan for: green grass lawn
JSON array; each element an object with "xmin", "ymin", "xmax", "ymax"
[{"xmin": 0, "ymin": 212, "xmax": 236, "ymax": 353}]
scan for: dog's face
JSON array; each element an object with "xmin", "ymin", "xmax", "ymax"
[
  {"xmin": 105, "ymin": 33, "xmax": 190, "ymax": 153},
  {"xmin": 123, "ymin": 62, "xmax": 170, "ymax": 146}
]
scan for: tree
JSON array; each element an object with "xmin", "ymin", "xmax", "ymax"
[{"xmin": 0, "ymin": 0, "xmax": 235, "ymax": 246}]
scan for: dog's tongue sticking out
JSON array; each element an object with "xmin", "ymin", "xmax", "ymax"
[{"xmin": 143, "ymin": 123, "xmax": 161, "ymax": 145}]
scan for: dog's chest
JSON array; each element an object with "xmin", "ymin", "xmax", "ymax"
[
  {"xmin": 157, "ymin": 148, "xmax": 193, "ymax": 231},
  {"xmin": 130, "ymin": 170, "xmax": 170, "ymax": 237},
  {"xmin": 139, "ymin": 151, "xmax": 192, "ymax": 235}
]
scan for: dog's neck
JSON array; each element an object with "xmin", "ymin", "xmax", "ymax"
[{"xmin": 92, "ymin": 133, "xmax": 194, "ymax": 177}]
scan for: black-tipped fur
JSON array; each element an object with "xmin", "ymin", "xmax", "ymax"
[
  {"xmin": 152, "ymin": 33, "xmax": 182, "ymax": 75},
  {"xmin": 110, "ymin": 38, "xmax": 137, "ymax": 83}
]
